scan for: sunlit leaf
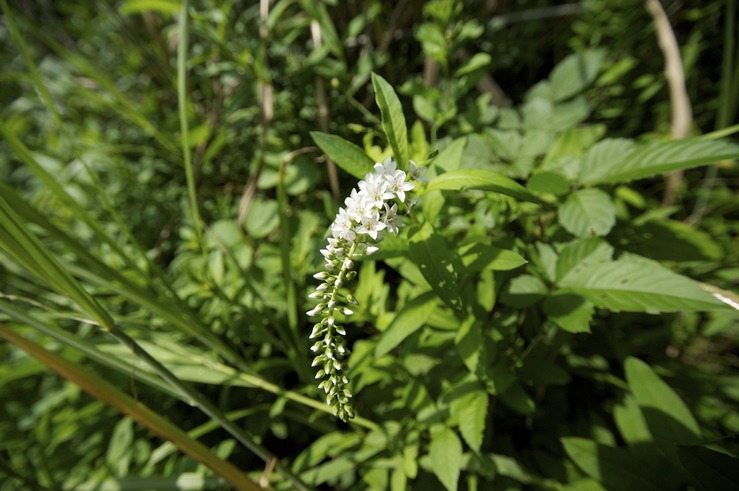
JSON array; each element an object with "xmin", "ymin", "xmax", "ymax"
[{"xmin": 426, "ymin": 169, "xmax": 539, "ymax": 203}]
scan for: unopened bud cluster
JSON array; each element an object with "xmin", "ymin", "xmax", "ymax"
[{"xmin": 307, "ymin": 157, "xmax": 424, "ymax": 421}]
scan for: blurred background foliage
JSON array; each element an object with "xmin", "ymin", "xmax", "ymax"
[{"xmin": 0, "ymin": 0, "xmax": 737, "ymax": 489}]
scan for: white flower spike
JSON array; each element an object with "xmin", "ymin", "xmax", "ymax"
[{"xmin": 306, "ymin": 156, "xmax": 423, "ymax": 421}]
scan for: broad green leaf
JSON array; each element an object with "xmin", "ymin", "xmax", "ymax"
[
  {"xmin": 433, "ymin": 137, "xmax": 467, "ymax": 173},
  {"xmin": 375, "ymin": 291, "xmax": 439, "ymax": 357},
  {"xmin": 459, "ymin": 243, "xmax": 527, "ymax": 272},
  {"xmin": 310, "ymin": 131, "xmax": 375, "ymax": 180},
  {"xmin": 452, "ymin": 388, "xmax": 488, "ymax": 452},
  {"xmin": 676, "ymin": 446, "xmax": 739, "ymax": 491},
  {"xmin": 425, "ymin": 169, "xmax": 539, "ymax": 203},
  {"xmin": 579, "ymin": 137, "xmax": 739, "ymax": 185},
  {"xmin": 560, "ymin": 255, "xmax": 725, "ymax": 313},
  {"xmin": 527, "ymin": 171, "xmax": 570, "ymax": 197},
  {"xmin": 429, "ymin": 426, "xmax": 463, "ymax": 491},
  {"xmin": 371, "ymin": 73, "xmax": 410, "ymax": 166},
  {"xmin": 580, "ymin": 138, "xmax": 636, "ymax": 183},
  {"xmin": 543, "ymin": 291, "xmax": 594, "ymax": 333},
  {"xmin": 408, "ymin": 223, "xmax": 463, "ymax": 311},
  {"xmin": 624, "ymin": 357, "xmax": 701, "ymax": 444},
  {"xmin": 561, "ymin": 437, "xmax": 662, "ymax": 491},
  {"xmin": 556, "ymin": 237, "xmax": 614, "ymax": 283},
  {"xmin": 558, "ymin": 189, "xmax": 617, "ymax": 237},
  {"xmin": 550, "ymin": 49, "xmax": 605, "ymax": 101}
]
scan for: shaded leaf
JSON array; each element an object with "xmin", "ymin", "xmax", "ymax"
[
  {"xmin": 408, "ymin": 223, "xmax": 463, "ymax": 311},
  {"xmin": 676, "ymin": 445, "xmax": 739, "ymax": 491},
  {"xmin": 459, "ymin": 243, "xmax": 527, "ymax": 272},
  {"xmin": 561, "ymin": 437, "xmax": 662, "ymax": 491},
  {"xmin": 624, "ymin": 357, "xmax": 701, "ymax": 444},
  {"xmin": 543, "ymin": 291, "xmax": 594, "ymax": 333}
]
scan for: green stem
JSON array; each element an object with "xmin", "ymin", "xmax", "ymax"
[{"xmin": 178, "ymin": 0, "xmax": 205, "ymax": 253}]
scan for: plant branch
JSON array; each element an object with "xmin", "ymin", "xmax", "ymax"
[{"xmin": 645, "ymin": 0, "xmax": 693, "ymax": 206}]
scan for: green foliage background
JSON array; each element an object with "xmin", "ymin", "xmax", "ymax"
[{"xmin": 0, "ymin": 0, "xmax": 737, "ymax": 490}]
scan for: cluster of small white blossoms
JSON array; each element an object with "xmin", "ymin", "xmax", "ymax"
[{"xmin": 307, "ymin": 157, "xmax": 424, "ymax": 421}]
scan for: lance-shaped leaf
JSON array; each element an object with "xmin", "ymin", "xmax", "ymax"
[
  {"xmin": 371, "ymin": 72, "xmax": 410, "ymax": 166},
  {"xmin": 311, "ymin": 131, "xmax": 375, "ymax": 180},
  {"xmin": 560, "ymin": 254, "xmax": 726, "ymax": 313},
  {"xmin": 375, "ymin": 291, "xmax": 439, "ymax": 357},
  {"xmin": 425, "ymin": 169, "xmax": 539, "ymax": 203},
  {"xmin": 580, "ymin": 137, "xmax": 739, "ymax": 185}
]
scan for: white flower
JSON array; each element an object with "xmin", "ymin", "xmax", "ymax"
[
  {"xmin": 358, "ymin": 173, "xmax": 394, "ymax": 206},
  {"xmin": 344, "ymin": 189, "xmax": 373, "ymax": 220},
  {"xmin": 373, "ymin": 157, "xmax": 397, "ymax": 176},
  {"xmin": 357, "ymin": 212, "xmax": 386, "ymax": 240},
  {"xmin": 331, "ymin": 208, "xmax": 356, "ymax": 241},
  {"xmin": 386, "ymin": 170, "xmax": 415, "ymax": 202}
]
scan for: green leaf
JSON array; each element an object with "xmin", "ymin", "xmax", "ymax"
[
  {"xmin": 425, "ymin": 169, "xmax": 539, "ymax": 203},
  {"xmin": 611, "ymin": 219, "xmax": 723, "ymax": 262},
  {"xmin": 499, "ymin": 382, "xmax": 535, "ymax": 415},
  {"xmin": 429, "ymin": 426, "xmax": 463, "ymax": 491},
  {"xmin": 556, "ymin": 237, "xmax": 614, "ymax": 283},
  {"xmin": 560, "ymin": 255, "xmax": 725, "ymax": 313},
  {"xmin": 624, "ymin": 357, "xmax": 701, "ymax": 444},
  {"xmin": 613, "ymin": 395, "xmax": 652, "ymax": 445},
  {"xmin": 375, "ymin": 291, "xmax": 439, "ymax": 357},
  {"xmin": 579, "ymin": 138, "xmax": 739, "ymax": 185},
  {"xmin": 459, "ymin": 243, "xmax": 527, "ymax": 272},
  {"xmin": 408, "ymin": 223, "xmax": 463, "ymax": 311},
  {"xmin": 580, "ymin": 138, "xmax": 636, "ymax": 183},
  {"xmin": 561, "ymin": 437, "xmax": 663, "ymax": 491},
  {"xmin": 527, "ymin": 171, "xmax": 570, "ymax": 197},
  {"xmin": 371, "ymin": 73, "xmax": 410, "ymax": 166},
  {"xmin": 558, "ymin": 189, "xmax": 617, "ymax": 237},
  {"xmin": 550, "ymin": 49, "xmax": 605, "ymax": 101},
  {"xmin": 543, "ymin": 291, "xmax": 594, "ymax": 333},
  {"xmin": 454, "ymin": 317, "xmax": 484, "ymax": 374},
  {"xmin": 433, "ymin": 137, "xmax": 467, "ymax": 172},
  {"xmin": 310, "ymin": 131, "xmax": 375, "ymax": 180},
  {"xmin": 500, "ymin": 275, "xmax": 548, "ymax": 308},
  {"xmin": 676, "ymin": 446, "xmax": 739, "ymax": 491},
  {"xmin": 455, "ymin": 53, "xmax": 491, "ymax": 77},
  {"xmin": 452, "ymin": 388, "xmax": 488, "ymax": 452}
]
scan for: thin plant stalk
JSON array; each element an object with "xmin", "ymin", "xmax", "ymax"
[
  {"xmin": 178, "ymin": 0, "xmax": 205, "ymax": 253},
  {"xmin": 0, "ymin": 324, "xmax": 261, "ymax": 491}
]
